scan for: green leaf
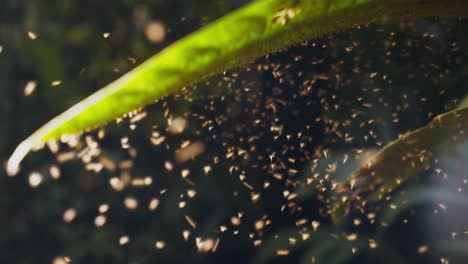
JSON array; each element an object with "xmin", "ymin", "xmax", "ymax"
[
  {"xmin": 331, "ymin": 105, "xmax": 468, "ymax": 223},
  {"xmin": 7, "ymin": 0, "xmax": 468, "ymax": 175}
]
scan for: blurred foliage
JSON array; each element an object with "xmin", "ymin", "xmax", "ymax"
[
  {"xmin": 332, "ymin": 105, "xmax": 468, "ymax": 223},
  {"xmin": 1, "ymin": 0, "xmax": 468, "ymax": 264}
]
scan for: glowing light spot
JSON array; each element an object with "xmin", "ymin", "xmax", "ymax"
[
  {"xmin": 255, "ymin": 220, "xmax": 265, "ymax": 231},
  {"xmin": 51, "ymin": 80, "xmax": 62, "ymax": 87},
  {"xmin": 148, "ymin": 198, "xmax": 160, "ymax": 211},
  {"xmin": 346, "ymin": 233, "xmax": 358, "ymax": 241},
  {"xmin": 109, "ymin": 177, "xmax": 125, "ymax": 191},
  {"xmin": 187, "ymin": 189, "xmax": 197, "ymax": 198},
  {"xmin": 119, "ymin": 236, "xmax": 130, "ymax": 246},
  {"xmin": 145, "ymin": 21, "xmax": 166, "ymax": 44},
  {"xmin": 203, "ymin": 165, "xmax": 212, "ymax": 174},
  {"xmin": 53, "ymin": 256, "xmax": 71, "ymax": 264},
  {"xmin": 196, "ymin": 238, "xmax": 217, "ymax": 252},
  {"xmin": 167, "ymin": 117, "xmax": 186, "ymax": 134},
  {"xmin": 230, "ymin": 216, "xmax": 241, "ymax": 226},
  {"xmin": 181, "ymin": 169, "xmax": 190, "ymax": 178},
  {"xmin": 311, "ymin": 221, "xmax": 320, "ymax": 231},
  {"xmin": 440, "ymin": 258, "xmax": 449, "ymax": 264},
  {"xmin": 124, "ymin": 197, "xmax": 139, "ymax": 210},
  {"xmin": 94, "ymin": 215, "xmax": 107, "ymax": 227},
  {"xmin": 179, "ymin": 201, "xmax": 186, "ymax": 208},
  {"xmin": 49, "ymin": 165, "xmax": 61, "ymax": 179},
  {"xmin": 28, "ymin": 172, "xmax": 43, "ymax": 188},
  {"xmin": 63, "ymin": 208, "xmax": 77, "ymax": 223},
  {"xmin": 155, "ymin": 241, "xmax": 166, "ymax": 250},
  {"xmin": 276, "ymin": 249, "xmax": 290, "ymax": 256},
  {"xmin": 175, "ymin": 141, "xmax": 206, "ymax": 163},
  {"xmin": 23, "ymin": 81, "xmax": 37, "ymax": 96},
  {"xmin": 27, "ymin": 31, "xmax": 37, "ymax": 40},
  {"xmin": 150, "ymin": 133, "xmax": 166, "ymax": 145},
  {"xmin": 368, "ymin": 239, "xmax": 378, "ymax": 249},
  {"xmin": 183, "ymin": 230, "xmax": 190, "ymax": 241},
  {"xmin": 98, "ymin": 204, "xmax": 110, "ymax": 214},
  {"xmin": 164, "ymin": 161, "xmax": 174, "ymax": 171},
  {"xmin": 418, "ymin": 245, "xmax": 429, "ymax": 254}
]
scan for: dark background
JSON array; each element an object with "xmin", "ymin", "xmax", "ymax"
[{"xmin": 0, "ymin": 0, "xmax": 467, "ymax": 263}]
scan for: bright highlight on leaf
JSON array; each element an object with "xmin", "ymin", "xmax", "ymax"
[{"xmin": 7, "ymin": 0, "xmax": 468, "ymax": 176}]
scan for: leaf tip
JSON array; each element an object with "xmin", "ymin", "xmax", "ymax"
[{"xmin": 6, "ymin": 138, "xmax": 36, "ymax": 176}]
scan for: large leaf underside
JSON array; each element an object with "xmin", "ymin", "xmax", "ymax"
[{"xmin": 7, "ymin": 0, "xmax": 468, "ymax": 175}]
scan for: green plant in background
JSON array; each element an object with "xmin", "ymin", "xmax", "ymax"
[
  {"xmin": 332, "ymin": 103, "xmax": 468, "ymax": 223},
  {"xmin": 6, "ymin": 0, "xmax": 468, "ymax": 231}
]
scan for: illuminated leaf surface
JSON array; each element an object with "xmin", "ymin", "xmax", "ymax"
[{"xmin": 7, "ymin": 0, "xmax": 468, "ymax": 175}]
